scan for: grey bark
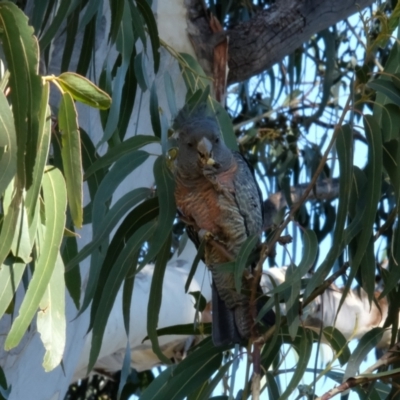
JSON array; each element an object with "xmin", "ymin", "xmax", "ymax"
[{"xmin": 186, "ymin": 0, "xmax": 375, "ymax": 83}]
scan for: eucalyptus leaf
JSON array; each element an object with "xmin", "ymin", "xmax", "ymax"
[
  {"xmin": 37, "ymin": 251, "xmax": 66, "ymax": 372},
  {"xmin": 57, "ymin": 72, "xmax": 112, "ymax": 110},
  {"xmin": 59, "ymin": 91, "xmax": 83, "ymax": 228},
  {"xmin": 5, "ymin": 167, "xmax": 67, "ymax": 350}
]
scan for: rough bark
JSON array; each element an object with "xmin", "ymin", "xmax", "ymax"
[{"xmin": 186, "ymin": 0, "xmax": 375, "ymax": 84}]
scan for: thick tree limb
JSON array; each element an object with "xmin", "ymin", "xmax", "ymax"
[{"xmin": 185, "ymin": 0, "xmax": 375, "ymax": 84}]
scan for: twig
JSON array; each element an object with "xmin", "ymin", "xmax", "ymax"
[
  {"xmin": 317, "ymin": 373, "xmax": 400, "ymax": 400},
  {"xmin": 316, "ymin": 342, "xmax": 400, "ymax": 399},
  {"xmin": 363, "ymin": 341, "xmax": 400, "ymax": 374},
  {"xmin": 302, "ymin": 263, "xmax": 349, "ymax": 309},
  {"xmin": 374, "ymin": 207, "xmax": 398, "ymax": 241}
]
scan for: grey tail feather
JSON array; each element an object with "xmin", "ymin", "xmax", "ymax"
[{"xmin": 211, "ymin": 282, "xmax": 242, "ymax": 347}]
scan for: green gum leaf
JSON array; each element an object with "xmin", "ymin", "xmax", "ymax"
[
  {"xmin": 59, "ymin": 92, "xmax": 83, "ymax": 228},
  {"xmin": 5, "ymin": 167, "xmax": 67, "ymax": 350},
  {"xmin": 56, "ymin": 72, "xmax": 112, "ymax": 110}
]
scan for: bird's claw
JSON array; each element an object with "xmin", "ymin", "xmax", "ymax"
[{"xmin": 198, "ymin": 229, "xmax": 214, "ymax": 242}]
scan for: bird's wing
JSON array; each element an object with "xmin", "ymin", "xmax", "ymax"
[{"xmin": 232, "ymin": 152, "xmax": 264, "ymax": 237}]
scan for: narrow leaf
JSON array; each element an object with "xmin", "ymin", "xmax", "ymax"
[
  {"xmin": 234, "ymin": 235, "xmax": 258, "ymax": 293},
  {"xmin": 140, "ymin": 156, "xmax": 175, "ymax": 266},
  {"xmin": 118, "ymin": 48, "xmax": 138, "ymax": 140},
  {"xmin": 147, "ymin": 234, "xmax": 173, "ymax": 365},
  {"xmin": 136, "ymin": 0, "xmax": 160, "ymax": 72},
  {"xmin": 211, "ymin": 99, "xmax": 238, "ymax": 151},
  {"xmin": 109, "ymin": 0, "xmax": 124, "ymax": 43},
  {"xmin": 79, "ymin": 128, "xmax": 107, "ymax": 212},
  {"xmin": 270, "ymin": 229, "xmax": 318, "ymax": 295},
  {"xmin": 66, "ymin": 188, "xmax": 151, "ymax": 269},
  {"xmin": 343, "ymin": 328, "xmax": 384, "ymax": 382},
  {"xmin": 5, "ymin": 167, "xmax": 67, "ymax": 350},
  {"xmin": 305, "ymin": 125, "xmax": 353, "ymax": 297},
  {"xmin": 150, "ymin": 82, "xmax": 161, "ymax": 138},
  {"xmin": 84, "ymin": 135, "xmax": 159, "ymax": 179},
  {"xmin": 100, "ymin": 8, "xmax": 134, "ymax": 145},
  {"xmin": 368, "ymin": 79, "xmax": 400, "ymax": 107},
  {"xmin": 143, "ymin": 323, "xmax": 212, "ymax": 339},
  {"xmin": 179, "ymin": 52, "xmax": 211, "ymax": 95},
  {"xmin": 76, "ymin": 13, "xmax": 96, "ymax": 76},
  {"xmin": 164, "ymin": 71, "xmax": 177, "ymax": 117},
  {"xmin": 0, "ymin": 90, "xmax": 16, "ymax": 195},
  {"xmin": 83, "ymin": 197, "xmax": 158, "ymax": 319},
  {"xmin": 59, "ymin": 92, "xmax": 83, "ymax": 228},
  {"xmin": 0, "ymin": 259, "xmax": 25, "ymax": 321},
  {"xmin": 185, "ymin": 240, "xmax": 205, "ymax": 293},
  {"xmin": 37, "ymin": 251, "xmax": 66, "ymax": 372},
  {"xmin": 88, "ymin": 221, "xmax": 156, "ymax": 372},
  {"xmin": 63, "ymin": 234, "xmax": 81, "ymax": 309},
  {"xmin": 323, "ymin": 326, "xmax": 351, "ymax": 366},
  {"xmin": 56, "ymin": 72, "xmax": 111, "ymax": 110},
  {"xmin": 0, "ymin": 183, "xmax": 22, "ymax": 266},
  {"xmin": 91, "ymin": 150, "xmax": 149, "ymax": 232},
  {"xmin": 39, "ymin": 0, "xmax": 72, "ymax": 50},
  {"xmin": 10, "ymin": 201, "xmax": 31, "ymax": 263},
  {"xmin": 0, "ymin": 2, "xmax": 42, "ymax": 188},
  {"xmin": 279, "ymin": 328, "xmax": 313, "ymax": 400},
  {"xmin": 25, "ymin": 82, "xmax": 51, "ymax": 223}
]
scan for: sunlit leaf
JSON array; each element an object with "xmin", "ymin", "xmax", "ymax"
[
  {"xmin": 37, "ymin": 251, "xmax": 66, "ymax": 372},
  {"xmin": 56, "ymin": 72, "xmax": 112, "ymax": 110},
  {"xmin": 0, "ymin": 1, "xmax": 42, "ymax": 188},
  {"xmin": 25, "ymin": 82, "xmax": 51, "ymax": 224},
  {"xmin": 5, "ymin": 167, "xmax": 67, "ymax": 350},
  {"xmin": 0, "ymin": 259, "xmax": 26, "ymax": 321},
  {"xmin": 0, "ymin": 90, "xmax": 16, "ymax": 196},
  {"xmin": 59, "ymin": 91, "xmax": 83, "ymax": 228}
]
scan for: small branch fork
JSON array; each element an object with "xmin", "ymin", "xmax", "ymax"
[{"xmin": 316, "ymin": 342, "xmax": 400, "ymax": 400}]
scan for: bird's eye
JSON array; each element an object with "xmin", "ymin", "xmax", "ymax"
[
  {"xmin": 215, "ymin": 138, "xmax": 220, "ymax": 144},
  {"xmin": 187, "ymin": 142, "xmax": 193, "ymax": 148}
]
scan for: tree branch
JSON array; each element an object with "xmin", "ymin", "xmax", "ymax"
[{"xmin": 185, "ymin": 0, "xmax": 375, "ymax": 84}]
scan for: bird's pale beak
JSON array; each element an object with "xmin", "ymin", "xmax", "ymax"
[{"xmin": 197, "ymin": 137, "xmax": 216, "ymax": 165}]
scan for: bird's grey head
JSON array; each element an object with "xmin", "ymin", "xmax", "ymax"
[{"xmin": 173, "ymin": 105, "xmax": 233, "ymax": 178}]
